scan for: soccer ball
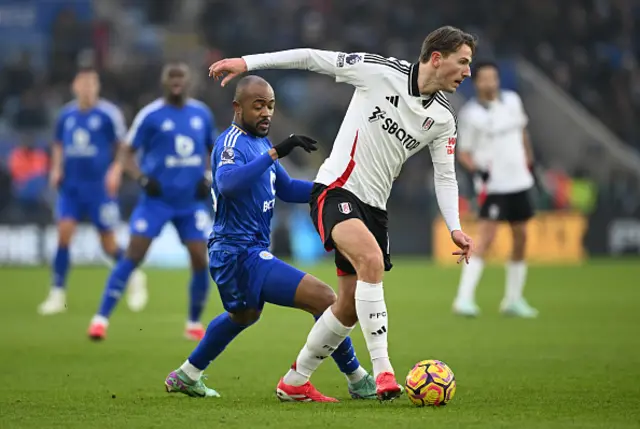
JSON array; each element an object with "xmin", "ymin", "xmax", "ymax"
[{"xmin": 405, "ymin": 359, "xmax": 456, "ymax": 406}]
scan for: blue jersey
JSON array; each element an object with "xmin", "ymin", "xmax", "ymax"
[
  {"xmin": 210, "ymin": 124, "xmax": 277, "ymax": 247},
  {"xmin": 126, "ymin": 98, "xmax": 216, "ymax": 208},
  {"xmin": 55, "ymin": 99, "xmax": 125, "ymax": 192}
]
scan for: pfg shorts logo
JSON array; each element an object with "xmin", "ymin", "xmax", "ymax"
[
  {"xmin": 259, "ymin": 251, "xmax": 274, "ymax": 260},
  {"xmin": 338, "ymin": 202, "xmax": 352, "ymax": 214}
]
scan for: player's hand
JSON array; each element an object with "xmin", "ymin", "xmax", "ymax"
[
  {"xmin": 137, "ymin": 175, "xmax": 162, "ymax": 197},
  {"xmin": 105, "ymin": 165, "xmax": 121, "ymax": 198},
  {"xmin": 49, "ymin": 168, "xmax": 62, "ymax": 189},
  {"xmin": 273, "ymin": 134, "xmax": 318, "ymax": 159},
  {"xmin": 451, "ymin": 230, "xmax": 474, "ymax": 265},
  {"xmin": 195, "ymin": 177, "xmax": 211, "ymax": 200},
  {"xmin": 208, "ymin": 58, "xmax": 248, "ymax": 87}
]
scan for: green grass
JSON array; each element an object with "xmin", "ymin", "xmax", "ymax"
[{"xmin": 1, "ymin": 260, "xmax": 640, "ymax": 429}]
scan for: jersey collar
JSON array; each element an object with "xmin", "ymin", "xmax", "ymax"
[
  {"xmin": 408, "ymin": 62, "xmax": 436, "ymax": 109},
  {"xmin": 231, "ymin": 122, "xmax": 248, "ymax": 134}
]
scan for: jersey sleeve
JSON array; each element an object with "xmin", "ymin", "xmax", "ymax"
[
  {"xmin": 511, "ymin": 92, "xmax": 529, "ymax": 127},
  {"xmin": 104, "ymin": 105, "xmax": 127, "ymax": 143},
  {"xmin": 243, "ymin": 49, "xmax": 399, "ymax": 88},
  {"xmin": 429, "ymin": 118, "xmax": 462, "ymax": 232},
  {"xmin": 204, "ymin": 108, "xmax": 217, "ymax": 151},
  {"xmin": 125, "ymin": 109, "xmax": 152, "ymax": 150},
  {"xmin": 53, "ymin": 112, "xmax": 65, "ymax": 143},
  {"xmin": 214, "ymin": 135, "xmax": 248, "ymax": 169}
]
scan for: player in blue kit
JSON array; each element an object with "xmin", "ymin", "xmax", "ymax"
[
  {"xmin": 164, "ymin": 76, "xmax": 377, "ymax": 402},
  {"xmin": 87, "ymin": 62, "xmax": 216, "ymax": 341},
  {"xmin": 38, "ymin": 67, "xmax": 146, "ymax": 316}
]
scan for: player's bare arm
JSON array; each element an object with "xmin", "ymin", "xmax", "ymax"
[
  {"xmin": 49, "ymin": 141, "xmax": 63, "ymax": 188},
  {"xmin": 523, "ymin": 128, "xmax": 534, "ymax": 167}
]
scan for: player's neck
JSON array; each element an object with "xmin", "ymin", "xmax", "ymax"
[
  {"xmin": 77, "ymin": 98, "xmax": 97, "ymax": 111},
  {"xmin": 417, "ymin": 63, "xmax": 440, "ymax": 96},
  {"xmin": 477, "ymin": 93, "xmax": 498, "ymax": 103},
  {"xmin": 165, "ymin": 95, "xmax": 186, "ymax": 107}
]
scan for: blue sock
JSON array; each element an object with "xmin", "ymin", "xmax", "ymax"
[
  {"xmin": 188, "ymin": 313, "xmax": 249, "ymax": 370},
  {"xmin": 97, "ymin": 258, "xmax": 137, "ymax": 318},
  {"xmin": 313, "ymin": 314, "xmax": 361, "ymax": 375},
  {"xmin": 188, "ymin": 269, "xmax": 210, "ymax": 323},
  {"xmin": 52, "ymin": 246, "xmax": 70, "ymax": 290},
  {"xmin": 109, "ymin": 248, "xmax": 124, "ymax": 263}
]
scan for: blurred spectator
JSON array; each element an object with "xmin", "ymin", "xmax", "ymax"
[{"xmin": 7, "ymin": 136, "xmax": 49, "ymax": 219}]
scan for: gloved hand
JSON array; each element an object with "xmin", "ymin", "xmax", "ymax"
[
  {"xmin": 475, "ymin": 170, "xmax": 490, "ymax": 183},
  {"xmin": 273, "ymin": 134, "xmax": 318, "ymax": 159},
  {"xmin": 137, "ymin": 175, "xmax": 162, "ymax": 197},
  {"xmin": 195, "ymin": 177, "xmax": 211, "ymax": 200}
]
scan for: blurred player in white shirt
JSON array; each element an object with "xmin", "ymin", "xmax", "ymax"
[{"xmin": 453, "ymin": 61, "xmax": 538, "ymax": 318}]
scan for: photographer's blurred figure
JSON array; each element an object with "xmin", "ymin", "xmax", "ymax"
[{"xmin": 453, "ymin": 61, "xmax": 538, "ymax": 318}]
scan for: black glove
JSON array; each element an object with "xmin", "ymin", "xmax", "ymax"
[
  {"xmin": 273, "ymin": 134, "xmax": 318, "ymax": 159},
  {"xmin": 195, "ymin": 177, "xmax": 211, "ymax": 200},
  {"xmin": 475, "ymin": 170, "xmax": 490, "ymax": 183},
  {"xmin": 137, "ymin": 175, "xmax": 162, "ymax": 197}
]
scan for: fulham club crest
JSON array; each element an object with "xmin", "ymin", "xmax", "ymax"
[
  {"xmin": 338, "ymin": 202, "xmax": 352, "ymax": 214},
  {"xmin": 422, "ymin": 117, "xmax": 435, "ymax": 131}
]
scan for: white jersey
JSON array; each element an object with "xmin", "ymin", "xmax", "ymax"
[
  {"xmin": 457, "ymin": 90, "xmax": 533, "ymax": 194},
  {"xmin": 243, "ymin": 49, "xmax": 461, "ymax": 232}
]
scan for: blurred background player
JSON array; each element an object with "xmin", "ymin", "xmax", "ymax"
[
  {"xmin": 209, "ymin": 25, "xmax": 475, "ymax": 401},
  {"xmin": 38, "ymin": 67, "xmax": 146, "ymax": 316},
  {"xmin": 87, "ymin": 62, "xmax": 217, "ymax": 340},
  {"xmin": 165, "ymin": 75, "xmax": 377, "ymax": 401},
  {"xmin": 453, "ymin": 61, "xmax": 538, "ymax": 318}
]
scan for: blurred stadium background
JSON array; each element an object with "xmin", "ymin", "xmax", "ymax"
[
  {"xmin": 1, "ymin": 0, "xmax": 640, "ymax": 266},
  {"xmin": 1, "ymin": 1, "xmax": 640, "ymax": 428}
]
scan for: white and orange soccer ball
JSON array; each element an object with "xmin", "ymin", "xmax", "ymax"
[{"xmin": 405, "ymin": 359, "xmax": 456, "ymax": 407}]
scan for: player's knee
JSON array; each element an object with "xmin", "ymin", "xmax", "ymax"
[
  {"xmin": 229, "ymin": 309, "xmax": 261, "ymax": 326},
  {"xmin": 124, "ymin": 245, "xmax": 146, "ymax": 265},
  {"xmin": 57, "ymin": 222, "xmax": 75, "ymax": 247},
  {"xmin": 190, "ymin": 251, "xmax": 208, "ymax": 271},
  {"xmin": 352, "ymin": 249, "xmax": 384, "ymax": 281},
  {"xmin": 311, "ymin": 283, "xmax": 337, "ymax": 314}
]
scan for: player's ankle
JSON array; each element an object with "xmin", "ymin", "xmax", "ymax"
[
  {"xmin": 179, "ymin": 360, "xmax": 203, "ymax": 382},
  {"xmin": 372, "ymin": 356, "xmax": 393, "ymax": 377},
  {"xmin": 282, "ymin": 368, "xmax": 308, "ymax": 387},
  {"xmin": 345, "ymin": 366, "xmax": 368, "ymax": 384}
]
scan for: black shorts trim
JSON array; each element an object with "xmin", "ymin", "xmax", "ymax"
[{"xmin": 309, "ymin": 183, "xmax": 392, "ymax": 275}]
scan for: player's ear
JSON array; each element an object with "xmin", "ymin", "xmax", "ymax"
[
  {"xmin": 232, "ymin": 100, "xmax": 241, "ymax": 116},
  {"xmin": 431, "ymin": 51, "xmax": 442, "ymax": 67}
]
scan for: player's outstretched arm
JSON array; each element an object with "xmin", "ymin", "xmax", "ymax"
[
  {"xmin": 209, "ymin": 49, "xmax": 378, "ymax": 88},
  {"xmin": 217, "ymin": 134, "xmax": 317, "ymax": 197},
  {"xmin": 429, "ymin": 121, "xmax": 473, "ymax": 264},
  {"xmin": 274, "ymin": 163, "xmax": 313, "ymax": 204}
]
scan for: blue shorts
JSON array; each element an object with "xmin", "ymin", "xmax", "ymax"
[
  {"xmin": 56, "ymin": 190, "xmax": 119, "ymax": 232},
  {"xmin": 209, "ymin": 245, "xmax": 306, "ymax": 313},
  {"xmin": 129, "ymin": 200, "xmax": 209, "ymax": 241}
]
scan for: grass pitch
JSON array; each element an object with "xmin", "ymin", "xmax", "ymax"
[{"xmin": 1, "ymin": 260, "xmax": 639, "ymax": 429}]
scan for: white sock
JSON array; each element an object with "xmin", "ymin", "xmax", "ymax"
[
  {"xmin": 355, "ymin": 280, "xmax": 393, "ymax": 377},
  {"xmin": 283, "ymin": 307, "xmax": 354, "ymax": 387},
  {"xmin": 180, "ymin": 359, "xmax": 203, "ymax": 382},
  {"xmin": 505, "ymin": 261, "xmax": 527, "ymax": 304},
  {"xmin": 345, "ymin": 366, "xmax": 368, "ymax": 384},
  {"xmin": 91, "ymin": 315, "xmax": 109, "ymax": 327},
  {"xmin": 455, "ymin": 257, "xmax": 484, "ymax": 304}
]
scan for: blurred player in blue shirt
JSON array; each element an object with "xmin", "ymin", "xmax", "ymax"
[
  {"xmin": 164, "ymin": 76, "xmax": 377, "ymax": 402},
  {"xmin": 87, "ymin": 63, "xmax": 217, "ymax": 341},
  {"xmin": 38, "ymin": 67, "xmax": 145, "ymax": 316}
]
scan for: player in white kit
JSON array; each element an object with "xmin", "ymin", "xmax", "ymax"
[
  {"xmin": 210, "ymin": 26, "xmax": 476, "ymax": 402},
  {"xmin": 453, "ymin": 61, "xmax": 538, "ymax": 318}
]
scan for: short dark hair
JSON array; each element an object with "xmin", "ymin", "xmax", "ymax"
[
  {"xmin": 419, "ymin": 26, "xmax": 477, "ymax": 62},
  {"xmin": 471, "ymin": 60, "xmax": 498, "ymax": 80}
]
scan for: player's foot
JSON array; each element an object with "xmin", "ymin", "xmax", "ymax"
[
  {"xmin": 452, "ymin": 300, "xmax": 480, "ymax": 317},
  {"xmin": 126, "ymin": 269, "xmax": 148, "ymax": 312},
  {"xmin": 165, "ymin": 369, "xmax": 220, "ymax": 398},
  {"xmin": 500, "ymin": 298, "xmax": 539, "ymax": 318},
  {"xmin": 276, "ymin": 378, "xmax": 339, "ymax": 403},
  {"xmin": 37, "ymin": 288, "xmax": 66, "ymax": 315},
  {"xmin": 185, "ymin": 322, "xmax": 206, "ymax": 341},
  {"xmin": 88, "ymin": 316, "xmax": 108, "ymax": 341},
  {"xmin": 348, "ymin": 373, "xmax": 377, "ymax": 399},
  {"xmin": 375, "ymin": 372, "xmax": 403, "ymax": 401}
]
